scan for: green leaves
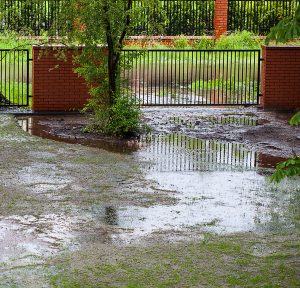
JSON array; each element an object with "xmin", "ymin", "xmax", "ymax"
[
  {"xmin": 289, "ymin": 111, "xmax": 300, "ymax": 126},
  {"xmin": 266, "ymin": 4, "xmax": 300, "ymax": 44},
  {"xmin": 271, "ymin": 156, "xmax": 300, "ymax": 183},
  {"xmin": 271, "ymin": 111, "xmax": 300, "ymax": 183}
]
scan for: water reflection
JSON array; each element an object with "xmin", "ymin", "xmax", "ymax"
[
  {"xmin": 138, "ymin": 133, "xmax": 256, "ymax": 171},
  {"xmin": 17, "ymin": 116, "xmax": 284, "ymax": 172},
  {"xmin": 14, "ymin": 115, "xmax": 297, "ymax": 241}
]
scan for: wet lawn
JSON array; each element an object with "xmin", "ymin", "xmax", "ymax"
[{"xmin": 0, "ymin": 111, "xmax": 299, "ymax": 288}]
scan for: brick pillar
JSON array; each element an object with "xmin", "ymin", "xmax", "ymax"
[
  {"xmin": 214, "ymin": 0, "xmax": 228, "ymax": 39},
  {"xmin": 261, "ymin": 45, "xmax": 300, "ymax": 110},
  {"xmin": 32, "ymin": 45, "xmax": 90, "ymax": 112}
]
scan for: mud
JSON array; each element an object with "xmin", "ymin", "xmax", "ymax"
[
  {"xmin": 0, "ymin": 108, "xmax": 299, "ymax": 287},
  {"xmin": 17, "ymin": 107, "xmax": 299, "ymax": 158}
]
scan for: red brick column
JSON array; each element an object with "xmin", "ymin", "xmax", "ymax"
[
  {"xmin": 214, "ymin": 0, "xmax": 228, "ymax": 39},
  {"xmin": 32, "ymin": 45, "xmax": 90, "ymax": 112},
  {"xmin": 261, "ymin": 46, "xmax": 300, "ymax": 110}
]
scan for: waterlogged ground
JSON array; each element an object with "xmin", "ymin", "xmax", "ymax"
[{"xmin": 0, "ymin": 108, "xmax": 300, "ymax": 287}]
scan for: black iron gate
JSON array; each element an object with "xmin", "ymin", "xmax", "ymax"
[
  {"xmin": 0, "ymin": 49, "xmax": 31, "ymax": 107},
  {"xmin": 121, "ymin": 49, "xmax": 261, "ymax": 106}
]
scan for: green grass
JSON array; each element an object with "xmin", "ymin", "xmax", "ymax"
[
  {"xmin": 191, "ymin": 79, "xmax": 258, "ymax": 94},
  {"xmin": 0, "ymin": 81, "xmax": 32, "ymax": 106},
  {"xmin": 48, "ymin": 233, "xmax": 300, "ymax": 288}
]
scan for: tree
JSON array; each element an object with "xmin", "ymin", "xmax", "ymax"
[
  {"xmin": 57, "ymin": 0, "xmax": 162, "ymax": 136},
  {"xmin": 266, "ymin": 4, "xmax": 300, "ymax": 44}
]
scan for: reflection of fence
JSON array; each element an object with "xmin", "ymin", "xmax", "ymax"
[
  {"xmin": 0, "ymin": 49, "xmax": 31, "ymax": 107},
  {"xmin": 138, "ymin": 133, "xmax": 257, "ymax": 172},
  {"xmin": 121, "ymin": 49, "xmax": 261, "ymax": 106},
  {"xmin": 228, "ymin": 0, "xmax": 300, "ymax": 35}
]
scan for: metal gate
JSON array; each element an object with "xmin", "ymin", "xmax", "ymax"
[
  {"xmin": 0, "ymin": 49, "xmax": 31, "ymax": 107},
  {"xmin": 121, "ymin": 49, "xmax": 261, "ymax": 106}
]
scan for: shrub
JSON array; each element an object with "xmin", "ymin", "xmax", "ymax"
[
  {"xmin": 173, "ymin": 36, "xmax": 191, "ymax": 49},
  {"xmin": 215, "ymin": 31, "xmax": 261, "ymax": 50},
  {"xmin": 85, "ymin": 96, "xmax": 141, "ymax": 137}
]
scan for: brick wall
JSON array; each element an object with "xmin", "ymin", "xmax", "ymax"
[
  {"xmin": 262, "ymin": 46, "xmax": 300, "ymax": 110},
  {"xmin": 214, "ymin": 0, "xmax": 228, "ymax": 39},
  {"xmin": 32, "ymin": 45, "xmax": 90, "ymax": 112}
]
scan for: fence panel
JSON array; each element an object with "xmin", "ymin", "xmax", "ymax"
[
  {"xmin": 131, "ymin": 0, "xmax": 215, "ymax": 36},
  {"xmin": 0, "ymin": 0, "xmax": 214, "ymax": 36},
  {"xmin": 0, "ymin": 49, "xmax": 31, "ymax": 107},
  {"xmin": 121, "ymin": 49, "xmax": 261, "ymax": 106},
  {"xmin": 228, "ymin": 0, "xmax": 300, "ymax": 35},
  {"xmin": 0, "ymin": 0, "xmax": 62, "ymax": 35}
]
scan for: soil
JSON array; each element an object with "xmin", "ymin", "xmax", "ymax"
[{"xmin": 17, "ymin": 106, "xmax": 300, "ymax": 158}]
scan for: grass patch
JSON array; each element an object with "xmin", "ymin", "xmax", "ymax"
[
  {"xmin": 48, "ymin": 233, "xmax": 300, "ymax": 288},
  {"xmin": 0, "ymin": 81, "xmax": 32, "ymax": 106}
]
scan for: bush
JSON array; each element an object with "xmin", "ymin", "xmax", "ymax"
[
  {"xmin": 193, "ymin": 38, "xmax": 215, "ymax": 50},
  {"xmin": 86, "ymin": 96, "xmax": 141, "ymax": 137},
  {"xmin": 173, "ymin": 36, "xmax": 191, "ymax": 49},
  {"xmin": 215, "ymin": 31, "xmax": 261, "ymax": 50}
]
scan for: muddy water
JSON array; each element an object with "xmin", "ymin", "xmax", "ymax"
[{"xmin": 14, "ymin": 115, "xmax": 296, "ymax": 243}]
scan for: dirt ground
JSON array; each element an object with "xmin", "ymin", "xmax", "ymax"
[
  {"xmin": 17, "ymin": 107, "xmax": 300, "ymax": 158},
  {"xmin": 0, "ymin": 107, "xmax": 299, "ymax": 287}
]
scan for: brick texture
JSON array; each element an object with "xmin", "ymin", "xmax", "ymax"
[
  {"xmin": 32, "ymin": 46, "xmax": 90, "ymax": 112},
  {"xmin": 262, "ymin": 46, "xmax": 300, "ymax": 110},
  {"xmin": 214, "ymin": 0, "xmax": 228, "ymax": 39}
]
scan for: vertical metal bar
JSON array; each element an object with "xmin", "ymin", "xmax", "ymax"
[
  {"xmin": 248, "ymin": 50, "xmax": 252, "ymax": 104},
  {"xmin": 179, "ymin": 50, "xmax": 181, "ymax": 105},
  {"xmin": 257, "ymin": 50, "xmax": 261, "ymax": 105}
]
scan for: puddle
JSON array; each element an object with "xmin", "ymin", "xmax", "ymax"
[
  {"xmin": 12, "ymin": 115, "xmax": 298, "ymax": 245},
  {"xmin": 17, "ymin": 116, "xmax": 141, "ymax": 153}
]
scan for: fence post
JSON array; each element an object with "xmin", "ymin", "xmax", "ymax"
[{"xmin": 214, "ymin": 0, "xmax": 228, "ymax": 38}]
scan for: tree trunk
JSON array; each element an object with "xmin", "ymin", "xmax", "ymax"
[{"xmin": 107, "ymin": 49, "xmax": 120, "ymax": 106}]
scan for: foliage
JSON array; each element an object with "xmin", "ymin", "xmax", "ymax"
[
  {"xmin": 191, "ymin": 79, "xmax": 257, "ymax": 93},
  {"xmin": 162, "ymin": 0, "xmax": 214, "ymax": 36},
  {"xmin": 0, "ymin": 0, "xmax": 60, "ymax": 36},
  {"xmin": 229, "ymin": 0, "xmax": 295, "ymax": 35},
  {"xmin": 290, "ymin": 111, "xmax": 300, "ymax": 125},
  {"xmin": 84, "ymin": 95, "xmax": 141, "ymax": 137},
  {"xmin": 215, "ymin": 31, "xmax": 261, "ymax": 50},
  {"xmin": 57, "ymin": 0, "xmax": 161, "ymax": 137},
  {"xmin": 193, "ymin": 38, "xmax": 215, "ymax": 50},
  {"xmin": 271, "ymin": 156, "xmax": 300, "ymax": 183},
  {"xmin": 173, "ymin": 36, "xmax": 191, "ymax": 49},
  {"xmin": 266, "ymin": 5, "xmax": 300, "ymax": 183},
  {"xmin": 266, "ymin": 4, "xmax": 300, "ymax": 43},
  {"xmin": 270, "ymin": 111, "xmax": 300, "ymax": 183},
  {"xmin": 0, "ymin": 81, "xmax": 31, "ymax": 106}
]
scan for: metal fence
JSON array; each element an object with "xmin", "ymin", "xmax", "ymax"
[
  {"xmin": 228, "ymin": 0, "xmax": 300, "ymax": 35},
  {"xmin": 0, "ymin": 0, "xmax": 215, "ymax": 36},
  {"xmin": 121, "ymin": 49, "xmax": 261, "ymax": 106},
  {"xmin": 132, "ymin": 0, "xmax": 215, "ymax": 36},
  {"xmin": 0, "ymin": 0, "xmax": 62, "ymax": 35},
  {"xmin": 0, "ymin": 49, "xmax": 31, "ymax": 107}
]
